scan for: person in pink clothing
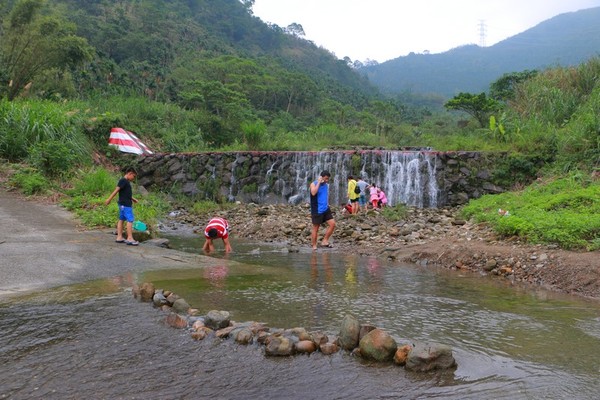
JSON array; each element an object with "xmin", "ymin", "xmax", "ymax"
[
  {"xmin": 378, "ymin": 188, "xmax": 388, "ymax": 208},
  {"xmin": 369, "ymin": 184, "xmax": 380, "ymax": 209}
]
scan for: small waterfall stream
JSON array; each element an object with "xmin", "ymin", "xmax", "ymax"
[{"xmin": 251, "ymin": 150, "xmax": 440, "ymax": 208}]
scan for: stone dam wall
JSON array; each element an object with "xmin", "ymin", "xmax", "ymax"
[{"xmin": 133, "ymin": 150, "xmax": 510, "ymax": 207}]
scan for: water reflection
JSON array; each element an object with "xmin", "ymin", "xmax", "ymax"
[
  {"xmin": 344, "ymin": 254, "xmax": 357, "ymax": 286},
  {"xmin": 309, "ymin": 251, "xmax": 333, "ymax": 287},
  {"xmin": 203, "ymin": 263, "xmax": 229, "ymax": 287}
]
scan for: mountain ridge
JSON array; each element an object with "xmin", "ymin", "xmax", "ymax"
[{"xmin": 361, "ymin": 7, "xmax": 600, "ymax": 98}]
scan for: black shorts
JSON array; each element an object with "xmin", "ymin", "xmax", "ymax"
[
  {"xmin": 350, "ymin": 199, "xmax": 358, "ymax": 203},
  {"xmin": 312, "ymin": 208, "xmax": 334, "ymax": 225}
]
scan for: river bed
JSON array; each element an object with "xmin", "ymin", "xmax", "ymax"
[{"xmin": 1, "ymin": 234, "xmax": 600, "ymax": 399}]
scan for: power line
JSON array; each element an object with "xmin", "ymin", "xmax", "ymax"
[{"xmin": 478, "ymin": 20, "xmax": 487, "ymax": 47}]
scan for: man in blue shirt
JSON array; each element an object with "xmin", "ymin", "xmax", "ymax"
[{"xmin": 309, "ymin": 170, "xmax": 336, "ymax": 250}]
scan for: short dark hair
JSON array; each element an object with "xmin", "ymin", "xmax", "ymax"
[
  {"xmin": 347, "ymin": 175, "xmax": 353, "ymax": 180},
  {"xmin": 207, "ymin": 228, "xmax": 218, "ymax": 238},
  {"xmin": 320, "ymin": 170, "xmax": 331, "ymax": 178},
  {"xmin": 125, "ymin": 167, "xmax": 137, "ymax": 175}
]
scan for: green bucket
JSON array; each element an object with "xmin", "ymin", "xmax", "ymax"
[{"xmin": 133, "ymin": 220, "xmax": 147, "ymax": 231}]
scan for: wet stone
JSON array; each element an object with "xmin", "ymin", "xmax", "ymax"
[
  {"xmin": 319, "ymin": 342, "xmax": 339, "ymax": 355},
  {"xmin": 139, "ymin": 282, "xmax": 155, "ymax": 302},
  {"xmin": 205, "ymin": 310, "xmax": 231, "ymax": 330},
  {"xmin": 339, "ymin": 314, "xmax": 360, "ymax": 351},
  {"xmin": 265, "ymin": 336, "xmax": 295, "ymax": 356},
  {"xmin": 172, "ymin": 298, "xmax": 191, "ymax": 315},
  {"xmin": 165, "ymin": 312, "xmax": 188, "ymax": 329},
  {"xmin": 359, "ymin": 324, "xmax": 377, "ymax": 341},
  {"xmin": 295, "ymin": 340, "xmax": 317, "ymax": 354},
  {"xmin": 405, "ymin": 342, "xmax": 456, "ymax": 372},
  {"xmin": 152, "ymin": 291, "xmax": 168, "ymax": 307},
  {"xmin": 234, "ymin": 328, "xmax": 254, "ymax": 345},
  {"xmin": 359, "ymin": 329, "xmax": 398, "ymax": 362},
  {"xmin": 394, "ymin": 344, "xmax": 412, "ymax": 366}
]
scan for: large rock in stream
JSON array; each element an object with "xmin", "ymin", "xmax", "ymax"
[
  {"xmin": 358, "ymin": 328, "xmax": 398, "ymax": 361},
  {"xmin": 205, "ymin": 310, "xmax": 231, "ymax": 330},
  {"xmin": 338, "ymin": 314, "xmax": 360, "ymax": 350},
  {"xmin": 405, "ymin": 342, "xmax": 456, "ymax": 372}
]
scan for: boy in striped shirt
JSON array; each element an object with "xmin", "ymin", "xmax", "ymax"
[{"xmin": 202, "ymin": 217, "xmax": 232, "ymax": 253}]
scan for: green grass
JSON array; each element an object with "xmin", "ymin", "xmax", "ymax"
[
  {"xmin": 379, "ymin": 204, "xmax": 409, "ymax": 221},
  {"xmin": 8, "ymin": 166, "xmax": 50, "ymax": 195},
  {"xmin": 190, "ymin": 200, "xmax": 234, "ymax": 215},
  {"xmin": 61, "ymin": 168, "xmax": 171, "ymax": 232},
  {"xmin": 461, "ymin": 174, "xmax": 600, "ymax": 250}
]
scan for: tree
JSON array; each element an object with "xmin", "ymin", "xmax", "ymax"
[
  {"xmin": 444, "ymin": 92, "xmax": 499, "ymax": 128},
  {"xmin": 285, "ymin": 23, "xmax": 305, "ymax": 37},
  {"xmin": 0, "ymin": 0, "xmax": 94, "ymax": 100},
  {"xmin": 490, "ymin": 70, "xmax": 538, "ymax": 102}
]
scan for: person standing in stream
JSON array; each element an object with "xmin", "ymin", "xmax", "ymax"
[
  {"xmin": 202, "ymin": 217, "xmax": 233, "ymax": 253},
  {"xmin": 309, "ymin": 170, "xmax": 336, "ymax": 250}
]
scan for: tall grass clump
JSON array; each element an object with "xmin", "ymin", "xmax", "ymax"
[
  {"xmin": 506, "ymin": 57, "xmax": 600, "ymax": 168},
  {"xmin": 556, "ymin": 86, "xmax": 600, "ymax": 169},
  {"xmin": 84, "ymin": 95, "xmax": 208, "ymax": 152},
  {"xmin": 0, "ymin": 100, "xmax": 90, "ymax": 173},
  {"xmin": 462, "ymin": 173, "xmax": 600, "ymax": 250},
  {"xmin": 512, "ymin": 63, "xmax": 593, "ymax": 126}
]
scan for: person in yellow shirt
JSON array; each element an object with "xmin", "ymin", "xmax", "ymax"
[{"xmin": 347, "ymin": 175, "xmax": 360, "ymax": 214}]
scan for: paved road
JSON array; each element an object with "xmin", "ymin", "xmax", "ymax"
[{"xmin": 0, "ymin": 189, "xmax": 213, "ymax": 298}]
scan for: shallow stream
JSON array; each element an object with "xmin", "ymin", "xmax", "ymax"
[{"xmin": 2, "ymin": 234, "xmax": 600, "ymax": 399}]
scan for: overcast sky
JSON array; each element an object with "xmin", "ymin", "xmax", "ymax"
[{"xmin": 252, "ymin": 0, "xmax": 600, "ymax": 62}]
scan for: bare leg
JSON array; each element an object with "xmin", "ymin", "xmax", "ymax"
[
  {"xmin": 311, "ymin": 224, "xmax": 320, "ymax": 250},
  {"xmin": 125, "ymin": 221, "xmax": 134, "ymax": 242},
  {"xmin": 116, "ymin": 220, "xmax": 124, "ymax": 241},
  {"xmin": 321, "ymin": 219, "xmax": 336, "ymax": 245}
]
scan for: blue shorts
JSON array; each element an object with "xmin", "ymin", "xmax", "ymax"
[
  {"xmin": 359, "ymin": 194, "xmax": 367, "ymax": 206},
  {"xmin": 119, "ymin": 205, "xmax": 135, "ymax": 223}
]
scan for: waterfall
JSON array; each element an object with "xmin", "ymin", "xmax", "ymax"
[{"xmin": 247, "ymin": 150, "xmax": 440, "ymax": 208}]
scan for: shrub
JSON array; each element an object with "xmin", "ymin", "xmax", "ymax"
[
  {"xmin": 9, "ymin": 168, "xmax": 49, "ymax": 195},
  {"xmin": 492, "ymin": 153, "xmax": 541, "ymax": 188},
  {"xmin": 380, "ymin": 204, "xmax": 408, "ymax": 221},
  {"xmin": 28, "ymin": 140, "xmax": 78, "ymax": 177}
]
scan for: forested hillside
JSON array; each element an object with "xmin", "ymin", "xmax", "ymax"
[
  {"xmin": 0, "ymin": 0, "xmax": 598, "ymax": 171},
  {"xmin": 362, "ymin": 7, "xmax": 600, "ymax": 98},
  {"xmin": 1, "ymin": 0, "xmax": 406, "ymax": 151}
]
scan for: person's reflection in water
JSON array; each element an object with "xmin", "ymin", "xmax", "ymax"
[
  {"xmin": 310, "ymin": 251, "xmax": 333, "ymax": 288},
  {"xmin": 308, "ymin": 252, "xmax": 334, "ymax": 327},
  {"xmin": 365, "ymin": 256, "xmax": 384, "ymax": 292},
  {"xmin": 344, "ymin": 254, "xmax": 357, "ymax": 286},
  {"xmin": 367, "ymin": 257, "xmax": 380, "ymax": 275},
  {"xmin": 203, "ymin": 264, "xmax": 229, "ymax": 288}
]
